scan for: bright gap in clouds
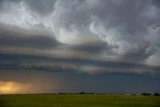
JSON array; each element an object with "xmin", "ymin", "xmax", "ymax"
[{"xmin": 0, "ymin": 81, "xmax": 29, "ymax": 94}]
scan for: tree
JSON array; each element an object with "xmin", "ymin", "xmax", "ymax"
[
  {"xmin": 141, "ymin": 93, "xmax": 151, "ymax": 96},
  {"xmin": 154, "ymin": 93, "xmax": 160, "ymax": 96}
]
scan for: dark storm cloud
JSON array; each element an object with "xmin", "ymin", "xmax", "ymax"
[
  {"xmin": 0, "ymin": 24, "xmax": 108, "ymax": 53},
  {"xmin": 26, "ymin": 0, "xmax": 56, "ymax": 16},
  {"xmin": 0, "ymin": 53, "xmax": 160, "ymax": 75},
  {"xmin": 0, "ymin": 0, "xmax": 160, "ymax": 74},
  {"xmin": 61, "ymin": 41, "xmax": 109, "ymax": 53},
  {"xmin": 0, "ymin": 26, "xmax": 59, "ymax": 49},
  {"xmin": 0, "ymin": 0, "xmax": 160, "ymax": 94}
]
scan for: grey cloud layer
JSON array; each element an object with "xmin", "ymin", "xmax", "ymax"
[{"xmin": 0, "ymin": 0, "xmax": 160, "ymax": 74}]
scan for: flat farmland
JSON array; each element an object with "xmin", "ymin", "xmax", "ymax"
[{"xmin": 0, "ymin": 94, "xmax": 160, "ymax": 107}]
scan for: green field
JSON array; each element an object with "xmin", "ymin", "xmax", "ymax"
[{"xmin": 0, "ymin": 94, "xmax": 160, "ymax": 107}]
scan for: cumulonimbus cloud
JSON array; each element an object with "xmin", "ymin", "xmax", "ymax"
[{"xmin": 0, "ymin": 0, "xmax": 160, "ymax": 74}]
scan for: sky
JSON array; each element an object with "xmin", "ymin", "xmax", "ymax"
[{"xmin": 0, "ymin": 0, "xmax": 160, "ymax": 94}]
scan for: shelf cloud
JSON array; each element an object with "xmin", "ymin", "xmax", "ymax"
[{"xmin": 0, "ymin": 0, "xmax": 160, "ymax": 93}]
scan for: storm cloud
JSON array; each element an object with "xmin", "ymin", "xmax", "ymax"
[
  {"xmin": 0, "ymin": 0, "xmax": 160, "ymax": 93},
  {"xmin": 0, "ymin": 0, "xmax": 160, "ymax": 72}
]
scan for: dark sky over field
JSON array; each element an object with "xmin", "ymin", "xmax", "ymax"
[{"xmin": 0, "ymin": 0, "xmax": 160, "ymax": 94}]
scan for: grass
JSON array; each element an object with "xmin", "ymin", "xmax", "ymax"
[{"xmin": 0, "ymin": 94, "xmax": 160, "ymax": 107}]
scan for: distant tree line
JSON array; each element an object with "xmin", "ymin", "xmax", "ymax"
[
  {"xmin": 58, "ymin": 92, "xmax": 160, "ymax": 96},
  {"xmin": 141, "ymin": 92, "xmax": 160, "ymax": 96}
]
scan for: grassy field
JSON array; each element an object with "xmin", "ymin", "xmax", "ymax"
[{"xmin": 0, "ymin": 94, "xmax": 160, "ymax": 107}]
